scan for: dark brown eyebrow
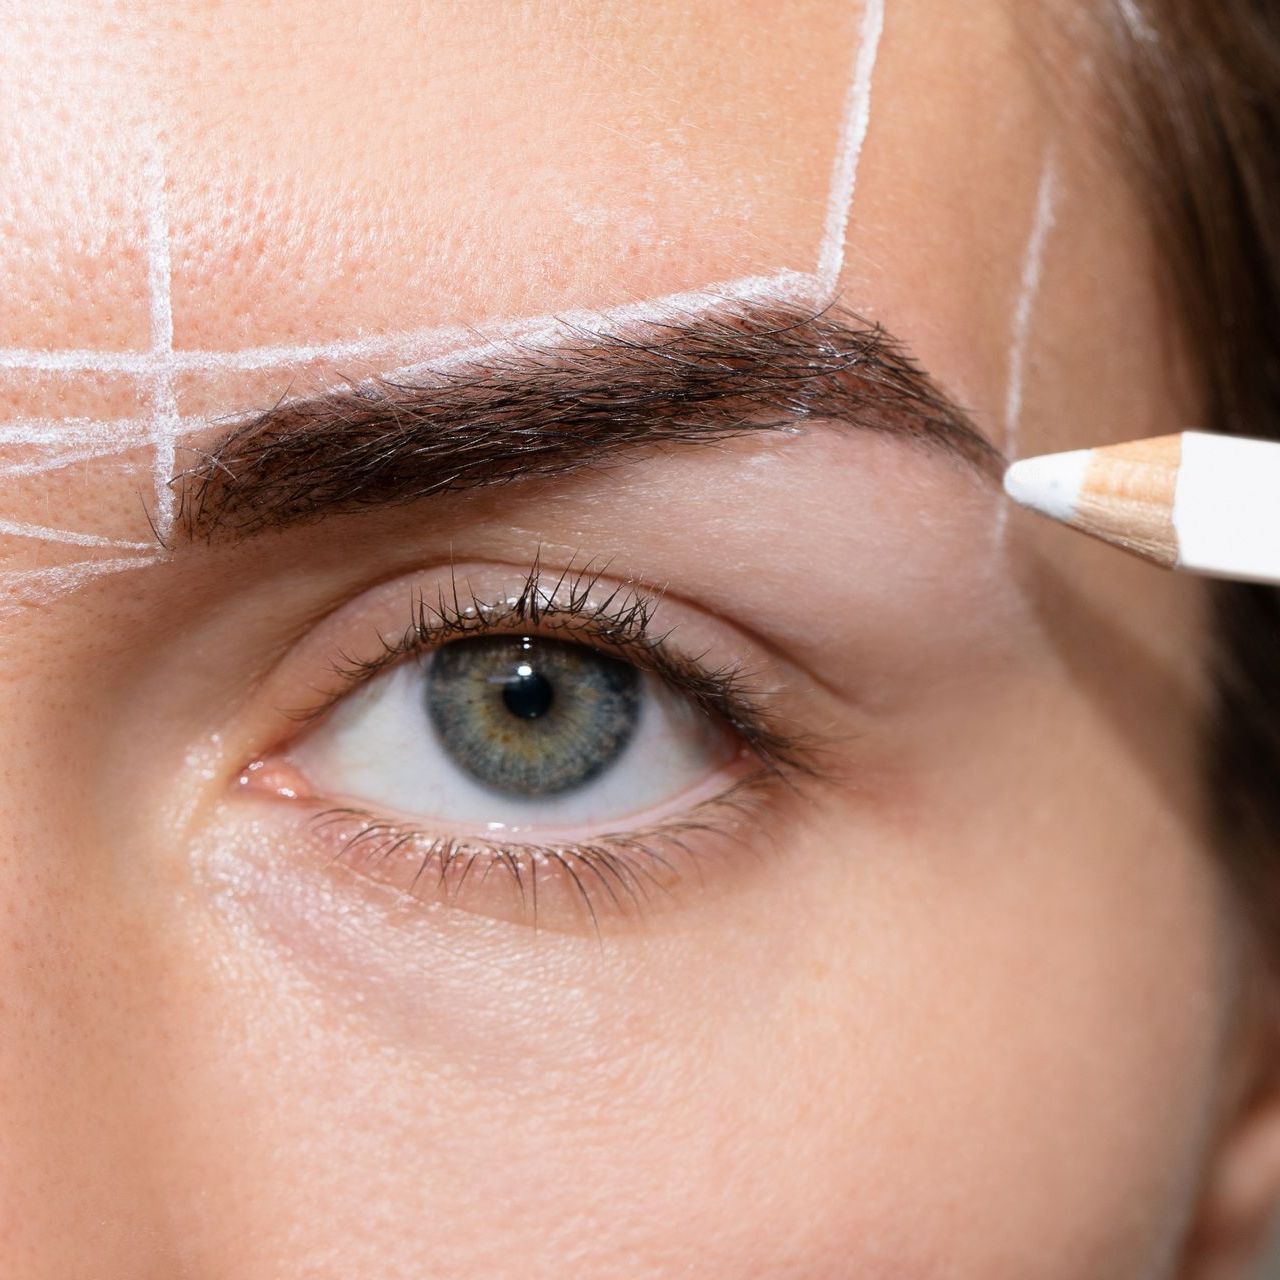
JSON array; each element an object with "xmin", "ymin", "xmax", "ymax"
[{"xmin": 173, "ymin": 298, "xmax": 1001, "ymax": 542}]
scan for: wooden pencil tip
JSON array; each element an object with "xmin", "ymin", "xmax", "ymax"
[{"xmin": 1003, "ymin": 449, "xmax": 1092, "ymax": 522}]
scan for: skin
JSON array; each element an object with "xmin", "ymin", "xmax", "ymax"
[{"xmin": 0, "ymin": 1, "xmax": 1278, "ymax": 1276}]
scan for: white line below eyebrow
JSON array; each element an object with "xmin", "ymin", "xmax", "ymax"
[
  {"xmin": 0, "ymin": 518, "xmax": 154, "ymax": 551},
  {"xmin": 0, "ymin": 554, "xmax": 165, "ymax": 617}
]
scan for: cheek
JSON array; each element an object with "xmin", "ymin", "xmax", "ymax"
[{"xmin": 147, "ymin": 731, "xmax": 1231, "ymax": 1280}]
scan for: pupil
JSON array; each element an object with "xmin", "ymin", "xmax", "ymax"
[{"xmin": 501, "ymin": 665, "xmax": 554, "ymax": 720}]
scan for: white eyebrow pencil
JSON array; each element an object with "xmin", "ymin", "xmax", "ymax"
[{"xmin": 1003, "ymin": 431, "xmax": 1280, "ymax": 586}]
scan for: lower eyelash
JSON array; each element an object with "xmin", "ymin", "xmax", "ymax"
[{"xmin": 305, "ymin": 772, "xmax": 777, "ymax": 933}]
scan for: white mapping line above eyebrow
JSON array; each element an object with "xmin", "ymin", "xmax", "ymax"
[
  {"xmin": 0, "ymin": 268, "xmax": 825, "ymax": 379},
  {"xmin": 366, "ymin": 269, "xmax": 826, "ymax": 387},
  {"xmin": 816, "ymin": 0, "xmax": 885, "ymax": 296}
]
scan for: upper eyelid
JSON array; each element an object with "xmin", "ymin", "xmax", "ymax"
[
  {"xmin": 284, "ymin": 564, "xmax": 662, "ymax": 721},
  {"xmin": 276, "ymin": 565, "xmax": 826, "ymax": 780}
]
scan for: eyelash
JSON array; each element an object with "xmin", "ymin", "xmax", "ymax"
[
  {"xmin": 268, "ymin": 560, "xmax": 818, "ymax": 929},
  {"xmin": 308, "ymin": 780, "xmax": 775, "ymax": 933}
]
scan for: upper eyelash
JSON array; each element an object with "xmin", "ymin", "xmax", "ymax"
[{"xmin": 299, "ymin": 558, "xmax": 821, "ymax": 779}]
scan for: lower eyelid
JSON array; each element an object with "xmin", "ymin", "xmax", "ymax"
[
  {"xmin": 245, "ymin": 734, "xmax": 757, "ymax": 838},
  {"xmin": 232, "ymin": 770, "xmax": 781, "ymax": 935}
]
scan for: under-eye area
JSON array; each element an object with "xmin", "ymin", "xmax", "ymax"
[{"xmin": 234, "ymin": 561, "xmax": 827, "ymax": 931}]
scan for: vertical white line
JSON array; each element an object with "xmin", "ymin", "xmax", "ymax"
[
  {"xmin": 1003, "ymin": 151, "xmax": 1057, "ymax": 459},
  {"xmin": 143, "ymin": 131, "xmax": 179, "ymax": 543},
  {"xmin": 995, "ymin": 150, "xmax": 1057, "ymax": 547},
  {"xmin": 817, "ymin": 0, "xmax": 885, "ymax": 297}
]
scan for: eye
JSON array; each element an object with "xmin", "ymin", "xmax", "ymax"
[
  {"xmin": 237, "ymin": 562, "xmax": 816, "ymax": 930},
  {"xmin": 284, "ymin": 631, "xmax": 738, "ymax": 832}
]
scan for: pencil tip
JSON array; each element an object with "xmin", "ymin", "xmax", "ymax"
[{"xmin": 1003, "ymin": 449, "xmax": 1092, "ymax": 523}]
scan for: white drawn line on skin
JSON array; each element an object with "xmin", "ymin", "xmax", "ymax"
[
  {"xmin": 143, "ymin": 133, "xmax": 180, "ymax": 543},
  {"xmin": 2, "ymin": 453, "xmax": 133, "ymax": 479},
  {"xmin": 376, "ymin": 269, "xmax": 824, "ymax": 386},
  {"xmin": 996, "ymin": 149, "xmax": 1058, "ymax": 546},
  {"xmin": 816, "ymin": 0, "xmax": 885, "ymax": 296},
  {"xmin": 1115, "ymin": 0, "xmax": 1158, "ymax": 44},
  {"xmin": 0, "ymin": 269, "xmax": 821, "ymax": 485},
  {"xmin": 1003, "ymin": 151, "xmax": 1058, "ymax": 457},
  {"xmin": 0, "ymin": 418, "xmax": 174, "ymax": 480},
  {"xmin": 0, "ymin": 518, "xmax": 154, "ymax": 551},
  {"xmin": 0, "ymin": 268, "xmax": 825, "ymax": 380},
  {"xmin": 0, "ymin": 348, "xmax": 155, "ymax": 373},
  {"xmin": 0, "ymin": 268, "xmax": 825, "ymax": 592},
  {"xmin": 0, "ymin": 417, "xmax": 154, "ymax": 448},
  {"xmin": 0, "ymin": 448, "xmax": 161, "ymax": 479},
  {"xmin": 0, "ymin": 554, "xmax": 165, "ymax": 614}
]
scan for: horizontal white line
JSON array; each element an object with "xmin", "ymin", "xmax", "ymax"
[
  {"xmin": 0, "ymin": 417, "xmax": 156, "ymax": 447},
  {"xmin": 0, "ymin": 554, "xmax": 166, "ymax": 610},
  {"xmin": 0, "ymin": 269, "xmax": 822, "ymax": 379},
  {"xmin": 0, "ymin": 518, "xmax": 154, "ymax": 551}
]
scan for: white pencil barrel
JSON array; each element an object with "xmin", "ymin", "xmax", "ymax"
[{"xmin": 1175, "ymin": 432, "xmax": 1280, "ymax": 585}]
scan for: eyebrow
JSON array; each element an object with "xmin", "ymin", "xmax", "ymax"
[{"xmin": 174, "ymin": 298, "xmax": 1001, "ymax": 542}]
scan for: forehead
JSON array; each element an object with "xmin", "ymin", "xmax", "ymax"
[
  {"xmin": 0, "ymin": 1, "xmax": 1177, "ymax": 529},
  {"xmin": 1, "ymin": 5, "xmax": 1055, "ymax": 362},
  {"xmin": 4, "ymin": 3, "xmax": 853, "ymax": 353}
]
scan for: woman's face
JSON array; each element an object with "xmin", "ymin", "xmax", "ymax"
[{"xmin": 1, "ymin": 3, "xmax": 1273, "ymax": 1276}]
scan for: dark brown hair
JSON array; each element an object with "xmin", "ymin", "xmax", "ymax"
[{"xmin": 1107, "ymin": 2, "xmax": 1280, "ymax": 946}]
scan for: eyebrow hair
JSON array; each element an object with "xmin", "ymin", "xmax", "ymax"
[{"xmin": 174, "ymin": 299, "xmax": 1001, "ymax": 541}]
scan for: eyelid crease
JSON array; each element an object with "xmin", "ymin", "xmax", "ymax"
[{"xmin": 280, "ymin": 558, "xmax": 830, "ymax": 783}]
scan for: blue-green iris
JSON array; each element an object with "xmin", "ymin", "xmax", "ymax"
[{"xmin": 425, "ymin": 635, "xmax": 640, "ymax": 797}]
